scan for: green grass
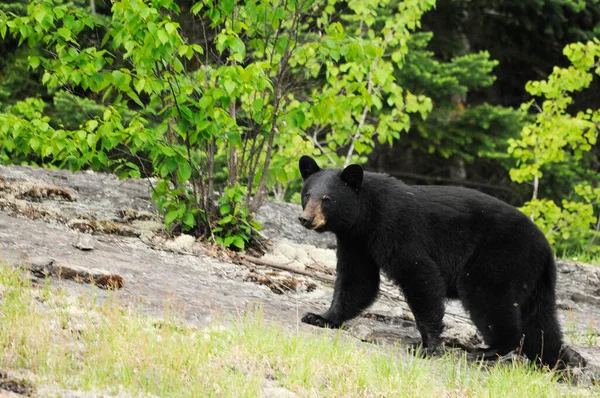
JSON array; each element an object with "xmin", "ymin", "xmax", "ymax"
[
  {"xmin": 559, "ymin": 250, "xmax": 600, "ymax": 265},
  {"xmin": 0, "ymin": 263, "xmax": 598, "ymax": 397}
]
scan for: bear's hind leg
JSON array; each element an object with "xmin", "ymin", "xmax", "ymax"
[
  {"xmin": 398, "ymin": 260, "xmax": 446, "ymax": 354},
  {"xmin": 462, "ymin": 288, "xmax": 524, "ymax": 359}
]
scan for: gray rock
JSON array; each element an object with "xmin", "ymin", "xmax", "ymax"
[
  {"xmin": 74, "ymin": 233, "xmax": 95, "ymax": 251},
  {"xmin": 165, "ymin": 234, "xmax": 196, "ymax": 252},
  {"xmin": 256, "ymin": 201, "xmax": 336, "ymax": 249}
]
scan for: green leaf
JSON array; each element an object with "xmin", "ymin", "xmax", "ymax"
[
  {"xmin": 219, "ymin": 214, "xmax": 234, "ymax": 225},
  {"xmin": 166, "ymin": 157, "xmax": 178, "ymax": 173},
  {"xmin": 191, "ymin": 2, "xmax": 203, "ymax": 14},
  {"xmin": 29, "ymin": 137, "xmax": 40, "ymax": 150},
  {"xmin": 180, "ymin": 105, "xmax": 193, "ymax": 121},
  {"xmin": 86, "ymin": 133, "xmax": 97, "ymax": 148},
  {"xmin": 220, "ymin": 203, "xmax": 231, "ymax": 215},
  {"xmin": 223, "ymin": 80, "xmax": 236, "ymax": 94},
  {"xmin": 179, "ymin": 161, "xmax": 192, "ymax": 181},
  {"xmin": 220, "ymin": 0, "xmax": 235, "ymax": 14},
  {"xmin": 97, "ymin": 151, "xmax": 108, "ymax": 165},
  {"xmin": 28, "ymin": 56, "xmax": 40, "ymax": 69},
  {"xmin": 183, "ymin": 212, "xmax": 195, "ymax": 227},
  {"xmin": 165, "ymin": 210, "xmax": 178, "ymax": 225},
  {"xmin": 232, "ymin": 236, "xmax": 245, "ymax": 250},
  {"xmin": 134, "ymin": 78, "xmax": 145, "ymax": 93},
  {"xmin": 191, "ymin": 44, "xmax": 204, "ymax": 55},
  {"xmin": 252, "ymin": 98, "xmax": 264, "ymax": 114},
  {"xmin": 165, "ymin": 22, "xmax": 177, "ymax": 35},
  {"xmin": 57, "ymin": 27, "xmax": 71, "ymax": 40},
  {"xmin": 224, "ymin": 235, "xmax": 235, "ymax": 247},
  {"xmin": 34, "ymin": 8, "xmax": 48, "ymax": 23},
  {"xmin": 199, "ymin": 96, "xmax": 211, "ymax": 109},
  {"xmin": 112, "ymin": 70, "xmax": 131, "ymax": 92},
  {"xmin": 162, "ymin": 146, "xmax": 176, "ymax": 156},
  {"xmin": 157, "ymin": 30, "xmax": 169, "ymax": 45}
]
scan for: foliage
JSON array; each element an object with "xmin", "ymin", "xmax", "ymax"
[
  {"xmin": 213, "ymin": 185, "xmax": 261, "ymax": 250},
  {"xmin": 397, "ymin": 32, "xmax": 526, "ymax": 162},
  {"xmin": 509, "ymin": 40, "xmax": 600, "ymax": 253},
  {"xmin": 423, "ymin": 0, "xmax": 600, "ymax": 109},
  {"xmin": 0, "ymin": 0, "xmax": 437, "ymax": 249},
  {"xmin": 386, "ymin": 0, "xmax": 600, "ymax": 202}
]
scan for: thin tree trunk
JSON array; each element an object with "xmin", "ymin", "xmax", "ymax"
[
  {"xmin": 228, "ymin": 100, "xmax": 238, "ymax": 186},
  {"xmin": 228, "ymin": 5, "xmax": 238, "ymax": 187}
]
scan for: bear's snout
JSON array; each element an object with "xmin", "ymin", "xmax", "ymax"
[
  {"xmin": 298, "ymin": 214, "xmax": 314, "ymax": 228},
  {"xmin": 298, "ymin": 202, "xmax": 326, "ymax": 231}
]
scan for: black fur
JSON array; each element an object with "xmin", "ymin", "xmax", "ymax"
[{"xmin": 298, "ymin": 156, "xmax": 582, "ymax": 369}]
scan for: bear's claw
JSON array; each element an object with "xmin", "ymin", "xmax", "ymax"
[{"xmin": 301, "ymin": 312, "xmax": 340, "ymax": 328}]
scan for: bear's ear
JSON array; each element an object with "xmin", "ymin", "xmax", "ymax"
[
  {"xmin": 340, "ymin": 164, "xmax": 363, "ymax": 191},
  {"xmin": 299, "ymin": 156, "xmax": 321, "ymax": 180}
]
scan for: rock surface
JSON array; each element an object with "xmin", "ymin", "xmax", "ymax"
[{"xmin": 0, "ymin": 164, "xmax": 599, "ymax": 387}]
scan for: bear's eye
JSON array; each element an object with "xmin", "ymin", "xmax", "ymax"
[
  {"xmin": 304, "ymin": 193, "xmax": 310, "ymax": 201},
  {"xmin": 322, "ymin": 194, "xmax": 331, "ymax": 201}
]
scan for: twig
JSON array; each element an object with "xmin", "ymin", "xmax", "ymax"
[
  {"xmin": 312, "ymin": 129, "xmax": 336, "ymax": 164},
  {"xmin": 237, "ymin": 254, "xmax": 335, "ymax": 284}
]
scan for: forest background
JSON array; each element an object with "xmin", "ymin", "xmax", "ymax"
[{"xmin": 0, "ymin": 0, "xmax": 599, "ymax": 257}]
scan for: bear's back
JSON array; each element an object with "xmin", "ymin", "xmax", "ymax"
[{"xmin": 359, "ymin": 171, "xmax": 546, "ymax": 254}]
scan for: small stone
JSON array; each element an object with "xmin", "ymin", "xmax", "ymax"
[
  {"xmin": 165, "ymin": 234, "xmax": 196, "ymax": 252},
  {"xmin": 274, "ymin": 241, "xmax": 297, "ymax": 260},
  {"xmin": 307, "ymin": 248, "xmax": 336, "ymax": 268},
  {"xmin": 74, "ymin": 233, "xmax": 95, "ymax": 251}
]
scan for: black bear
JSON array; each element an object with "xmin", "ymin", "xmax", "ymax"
[{"xmin": 298, "ymin": 155, "xmax": 582, "ymax": 369}]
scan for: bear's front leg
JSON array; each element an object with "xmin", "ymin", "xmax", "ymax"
[{"xmin": 302, "ymin": 244, "xmax": 379, "ymax": 329}]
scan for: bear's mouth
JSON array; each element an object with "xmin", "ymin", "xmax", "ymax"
[
  {"xmin": 311, "ymin": 220, "xmax": 327, "ymax": 232},
  {"xmin": 298, "ymin": 218, "xmax": 327, "ymax": 232},
  {"xmin": 312, "ymin": 225, "xmax": 326, "ymax": 232}
]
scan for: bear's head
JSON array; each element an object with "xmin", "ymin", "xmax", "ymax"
[{"xmin": 298, "ymin": 155, "xmax": 363, "ymax": 233}]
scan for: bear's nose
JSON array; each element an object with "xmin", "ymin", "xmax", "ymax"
[{"xmin": 298, "ymin": 214, "xmax": 313, "ymax": 228}]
